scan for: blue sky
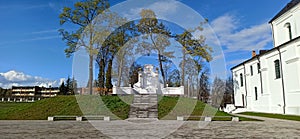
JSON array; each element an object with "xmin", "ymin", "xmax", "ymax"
[{"xmin": 0, "ymin": 0, "xmax": 291, "ymax": 88}]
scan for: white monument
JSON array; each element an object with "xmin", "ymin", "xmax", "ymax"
[
  {"xmin": 112, "ymin": 64, "xmax": 184, "ymax": 95},
  {"xmin": 133, "ymin": 64, "xmax": 161, "ymax": 94}
]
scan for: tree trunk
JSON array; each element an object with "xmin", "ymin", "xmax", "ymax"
[
  {"xmin": 117, "ymin": 55, "xmax": 124, "ymax": 87},
  {"xmin": 88, "ymin": 54, "xmax": 93, "ymax": 95},
  {"xmin": 158, "ymin": 53, "xmax": 166, "ymax": 88},
  {"xmin": 98, "ymin": 58, "xmax": 105, "ymax": 95},
  {"xmin": 181, "ymin": 47, "xmax": 186, "ymax": 86},
  {"xmin": 149, "ymin": 33, "xmax": 167, "ymax": 88}
]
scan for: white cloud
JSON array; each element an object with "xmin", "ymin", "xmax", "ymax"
[
  {"xmin": 210, "ymin": 14, "xmax": 273, "ymax": 53},
  {"xmin": 122, "ymin": 0, "xmax": 181, "ymax": 20},
  {"xmin": 211, "ymin": 14, "xmax": 238, "ymax": 36},
  {"xmin": 0, "ymin": 36, "xmax": 59, "ymax": 47},
  {"xmin": 0, "ymin": 70, "xmax": 63, "ymax": 89},
  {"xmin": 147, "ymin": 1, "xmax": 180, "ymax": 17},
  {"xmin": 30, "ymin": 29, "xmax": 58, "ymax": 35}
]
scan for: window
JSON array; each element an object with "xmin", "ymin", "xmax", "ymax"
[
  {"xmin": 284, "ymin": 23, "xmax": 292, "ymax": 40},
  {"xmin": 274, "ymin": 60, "xmax": 281, "ymax": 79},
  {"xmin": 250, "ymin": 66, "xmax": 253, "ymax": 76},
  {"xmin": 240, "ymin": 73, "xmax": 243, "ymax": 87},
  {"xmin": 254, "ymin": 87, "xmax": 258, "ymax": 100},
  {"xmin": 257, "ymin": 63, "xmax": 261, "ymax": 73}
]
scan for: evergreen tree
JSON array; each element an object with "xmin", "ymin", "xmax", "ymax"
[
  {"xmin": 105, "ymin": 59, "xmax": 113, "ymax": 94},
  {"xmin": 59, "ymin": 82, "xmax": 67, "ymax": 95},
  {"xmin": 129, "ymin": 62, "xmax": 142, "ymax": 88},
  {"xmin": 66, "ymin": 77, "xmax": 71, "ymax": 95}
]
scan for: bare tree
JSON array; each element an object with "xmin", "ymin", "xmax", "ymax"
[
  {"xmin": 224, "ymin": 76, "xmax": 234, "ymax": 105},
  {"xmin": 198, "ymin": 68, "xmax": 210, "ymax": 103},
  {"xmin": 211, "ymin": 77, "xmax": 225, "ymax": 108}
]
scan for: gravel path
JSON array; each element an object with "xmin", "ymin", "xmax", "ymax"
[{"xmin": 1, "ymin": 118, "xmax": 300, "ymax": 138}]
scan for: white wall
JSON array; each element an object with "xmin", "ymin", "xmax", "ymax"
[
  {"xmin": 272, "ymin": 3, "xmax": 300, "ymax": 47},
  {"xmin": 281, "ymin": 40, "xmax": 300, "ymax": 115},
  {"xmin": 161, "ymin": 86, "xmax": 184, "ymax": 95},
  {"xmin": 232, "ymin": 40, "xmax": 300, "ymax": 115},
  {"xmin": 232, "ymin": 66, "xmax": 246, "ymax": 107}
]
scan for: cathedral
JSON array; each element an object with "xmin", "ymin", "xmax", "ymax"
[{"xmin": 231, "ymin": 0, "xmax": 300, "ymax": 115}]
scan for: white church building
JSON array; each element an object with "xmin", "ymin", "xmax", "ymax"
[{"xmin": 231, "ymin": 0, "xmax": 300, "ymax": 115}]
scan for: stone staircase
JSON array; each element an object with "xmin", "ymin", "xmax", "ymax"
[{"xmin": 128, "ymin": 94, "xmax": 158, "ymax": 119}]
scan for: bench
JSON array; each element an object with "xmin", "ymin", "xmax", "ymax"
[
  {"xmin": 48, "ymin": 116, "xmax": 77, "ymax": 121},
  {"xmin": 80, "ymin": 115, "xmax": 110, "ymax": 121},
  {"xmin": 177, "ymin": 116, "xmax": 239, "ymax": 122},
  {"xmin": 48, "ymin": 115, "xmax": 110, "ymax": 121}
]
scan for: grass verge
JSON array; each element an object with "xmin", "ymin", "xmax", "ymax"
[
  {"xmin": 158, "ymin": 96, "xmax": 259, "ymax": 121},
  {"xmin": 239, "ymin": 112, "xmax": 300, "ymax": 121}
]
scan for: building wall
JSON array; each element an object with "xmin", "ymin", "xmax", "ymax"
[
  {"xmin": 244, "ymin": 59, "xmax": 265, "ymax": 112},
  {"xmin": 261, "ymin": 51, "xmax": 284, "ymax": 114},
  {"xmin": 232, "ymin": 67, "xmax": 246, "ymax": 107},
  {"xmin": 232, "ymin": 39, "xmax": 300, "ymax": 115},
  {"xmin": 281, "ymin": 40, "xmax": 300, "ymax": 115},
  {"xmin": 272, "ymin": 3, "xmax": 300, "ymax": 47},
  {"xmin": 11, "ymin": 86, "xmax": 59, "ymax": 98}
]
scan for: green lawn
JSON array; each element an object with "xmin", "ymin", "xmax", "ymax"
[
  {"xmin": 0, "ymin": 95, "xmax": 132, "ymax": 120},
  {"xmin": 158, "ymin": 96, "xmax": 258, "ymax": 121},
  {"xmin": 239, "ymin": 112, "xmax": 300, "ymax": 121},
  {"xmin": 0, "ymin": 95, "xmax": 257, "ymax": 121}
]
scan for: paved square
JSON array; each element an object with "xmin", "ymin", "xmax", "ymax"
[{"xmin": 1, "ymin": 116, "xmax": 300, "ymax": 138}]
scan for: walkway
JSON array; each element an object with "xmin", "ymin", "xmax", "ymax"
[{"xmin": 1, "ymin": 119, "xmax": 300, "ymax": 138}]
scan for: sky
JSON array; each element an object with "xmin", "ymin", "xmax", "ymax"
[{"xmin": 0, "ymin": 0, "xmax": 291, "ymax": 88}]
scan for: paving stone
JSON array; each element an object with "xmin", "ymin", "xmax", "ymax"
[{"xmin": 2, "ymin": 119, "xmax": 300, "ymax": 138}]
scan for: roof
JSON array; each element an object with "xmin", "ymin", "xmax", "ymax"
[
  {"xmin": 230, "ymin": 36, "xmax": 300, "ymax": 70},
  {"xmin": 269, "ymin": 0, "xmax": 300, "ymax": 23},
  {"xmin": 12, "ymin": 86, "xmax": 39, "ymax": 89}
]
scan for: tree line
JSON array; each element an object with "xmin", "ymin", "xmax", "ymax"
[
  {"xmin": 59, "ymin": 76, "xmax": 77, "ymax": 95},
  {"xmin": 58, "ymin": 0, "xmax": 234, "ymax": 108},
  {"xmin": 0, "ymin": 88, "xmax": 12, "ymax": 97},
  {"xmin": 59, "ymin": 0, "xmax": 212, "ymax": 96}
]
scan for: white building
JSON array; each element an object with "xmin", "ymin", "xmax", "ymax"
[{"xmin": 231, "ymin": 0, "xmax": 300, "ymax": 115}]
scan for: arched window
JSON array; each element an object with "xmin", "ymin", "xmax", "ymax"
[
  {"xmin": 240, "ymin": 73, "xmax": 243, "ymax": 87},
  {"xmin": 284, "ymin": 23, "xmax": 292, "ymax": 40},
  {"xmin": 274, "ymin": 60, "xmax": 281, "ymax": 79}
]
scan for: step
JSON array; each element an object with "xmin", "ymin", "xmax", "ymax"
[{"xmin": 129, "ymin": 94, "xmax": 158, "ymax": 119}]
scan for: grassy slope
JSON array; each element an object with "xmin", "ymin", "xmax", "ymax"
[
  {"xmin": 0, "ymin": 95, "xmax": 131, "ymax": 120},
  {"xmin": 158, "ymin": 96, "xmax": 257, "ymax": 121},
  {"xmin": 240, "ymin": 112, "xmax": 300, "ymax": 121},
  {"xmin": 0, "ymin": 95, "xmax": 256, "ymax": 121}
]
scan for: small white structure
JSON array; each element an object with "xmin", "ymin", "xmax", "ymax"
[
  {"xmin": 113, "ymin": 64, "xmax": 184, "ymax": 95},
  {"xmin": 231, "ymin": 0, "xmax": 300, "ymax": 115}
]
